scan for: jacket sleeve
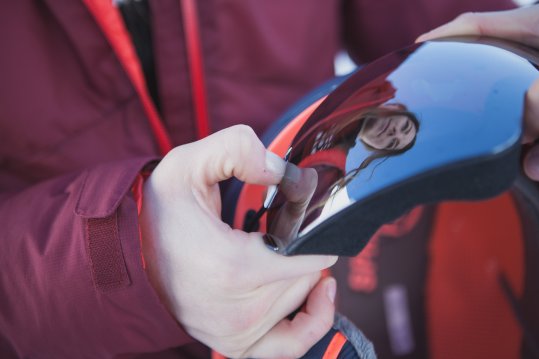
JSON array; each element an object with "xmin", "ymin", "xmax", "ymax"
[
  {"xmin": 0, "ymin": 157, "xmax": 193, "ymax": 357},
  {"xmin": 342, "ymin": 0, "xmax": 516, "ymax": 64}
]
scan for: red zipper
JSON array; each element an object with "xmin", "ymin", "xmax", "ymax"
[
  {"xmin": 83, "ymin": 0, "xmax": 211, "ymax": 156},
  {"xmin": 180, "ymin": 0, "xmax": 211, "ymax": 139}
]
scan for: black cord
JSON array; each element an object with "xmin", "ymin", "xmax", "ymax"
[
  {"xmin": 118, "ymin": 0, "xmax": 161, "ymax": 112},
  {"xmin": 243, "ymin": 207, "xmax": 266, "ymax": 232}
]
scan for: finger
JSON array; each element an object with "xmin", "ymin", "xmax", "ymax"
[
  {"xmin": 268, "ymin": 167, "xmax": 318, "ymax": 240},
  {"xmin": 280, "ymin": 166, "xmax": 318, "ymax": 204},
  {"xmin": 245, "ymin": 277, "xmax": 337, "ymax": 359},
  {"xmin": 523, "ymin": 78, "xmax": 539, "ymax": 144},
  {"xmin": 192, "ymin": 272, "xmax": 321, "ymax": 358},
  {"xmin": 170, "ymin": 125, "xmax": 286, "ymax": 186},
  {"xmin": 524, "ymin": 145, "xmax": 539, "ymax": 181},
  {"xmin": 416, "ymin": 6, "xmax": 539, "ymax": 48},
  {"xmin": 241, "ymin": 231, "xmax": 337, "ymax": 284}
]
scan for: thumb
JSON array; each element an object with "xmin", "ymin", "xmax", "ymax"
[
  {"xmin": 245, "ymin": 277, "xmax": 337, "ymax": 358},
  {"xmin": 169, "ymin": 125, "xmax": 286, "ymax": 186}
]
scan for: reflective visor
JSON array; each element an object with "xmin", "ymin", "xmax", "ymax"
[{"xmin": 256, "ymin": 37, "xmax": 539, "ymax": 256}]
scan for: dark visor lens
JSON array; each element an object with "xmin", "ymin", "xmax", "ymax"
[{"xmin": 262, "ymin": 37, "xmax": 539, "ymax": 256}]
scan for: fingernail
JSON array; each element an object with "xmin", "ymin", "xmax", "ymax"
[
  {"xmin": 265, "ymin": 151, "xmax": 286, "ymax": 179},
  {"xmin": 326, "ymin": 278, "xmax": 337, "ymax": 304},
  {"xmin": 283, "ymin": 162, "xmax": 302, "ymax": 183}
]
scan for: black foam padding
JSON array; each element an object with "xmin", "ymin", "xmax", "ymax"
[
  {"xmin": 285, "ymin": 142, "xmax": 521, "ymax": 256},
  {"xmin": 510, "ymin": 176, "xmax": 539, "ymax": 358}
]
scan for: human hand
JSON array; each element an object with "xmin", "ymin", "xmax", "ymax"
[
  {"xmin": 416, "ymin": 5, "xmax": 539, "ymax": 180},
  {"xmin": 139, "ymin": 125, "xmax": 337, "ymax": 358}
]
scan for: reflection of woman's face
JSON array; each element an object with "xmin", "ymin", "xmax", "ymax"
[{"xmin": 359, "ymin": 115, "xmax": 417, "ymax": 150}]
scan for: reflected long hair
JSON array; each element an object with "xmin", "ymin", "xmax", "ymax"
[
  {"xmin": 329, "ymin": 104, "xmax": 420, "ymax": 192},
  {"xmin": 301, "ymin": 104, "xmax": 420, "ymax": 223}
]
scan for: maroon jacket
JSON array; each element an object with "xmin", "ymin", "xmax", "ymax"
[{"xmin": 0, "ymin": 0, "xmax": 515, "ymax": 357}]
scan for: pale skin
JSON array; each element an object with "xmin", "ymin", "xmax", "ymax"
[
  {"xmin": 139, "ymin": 125, "xmax": 338, "ymax": 359},
  {"xmin": 416, "ymin": 5, "xmax": 539, "ymax": 181},
  {"xmin": 359, "ymin": 115, "xmax": 417, "ymax": 150},
  {"xmin": 137, "ymin": 7, "xmax": 539, "ymax": 358}
]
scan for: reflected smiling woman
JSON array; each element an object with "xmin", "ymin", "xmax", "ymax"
[
  {"xmin": 265, "ymin": 103, "xmax": 420, "ymax": 245},
  {"xmin": 295, "ymin": 103, "xmax": 420, "ymax": 232},
  {"xmin": 300, "ymin": 103, "xmax": 420, "ymax": 188},
  {"xmin": 358, "ymin": 104, "xmax": 419, "ymax": 151},
  {"xmin": 308, "ymin": 103, "xmax": 420, "ymax": 207},
  {"xmin": 336, "ymin": 103, "xmax": 421, "ymax": 187}
]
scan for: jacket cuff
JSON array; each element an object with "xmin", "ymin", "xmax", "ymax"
[{"xmin": 76, "ymin": 158, "xmax": 195, "ymax": 352}]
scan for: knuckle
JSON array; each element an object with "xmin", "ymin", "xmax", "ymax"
[
  {"xmin": 455, "ymin": 12, "xmax": 482, "ymax": 32},
  {"xmin": 233, "ymin": 125, "xmax": 258, "ymax": 153},
  {"xmin": 226, "ymin": 302, "xmax": 269, "ymax": 339},
  {"xmin": 230, "ymin": 304, "xmax": 264, "ymax": 334},
  {"xmin": 212, "ymin": 263, "xmax": 241, "ymax": 291},
  {"xmin": 456, "ymin": 11, "xmax": 477, "ymax": 23},
  {"xmin": 225, "ymin": 125, "xmax": 256, "ymax": 148},
  {"xmin": 230, "ymin": 124, "xmax": 256, "ymax": 137},
  {"xmin": 214, "ymin": 255, "xmax": 252, "ymax": 291},
  {"xmin": 221, "ymin": 125, "xmax": 258, "ymax": 177}
]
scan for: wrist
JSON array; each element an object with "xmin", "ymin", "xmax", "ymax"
[{"xmin": 137, "ymin": 177, "xmax": 180, "ymax": 321}]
